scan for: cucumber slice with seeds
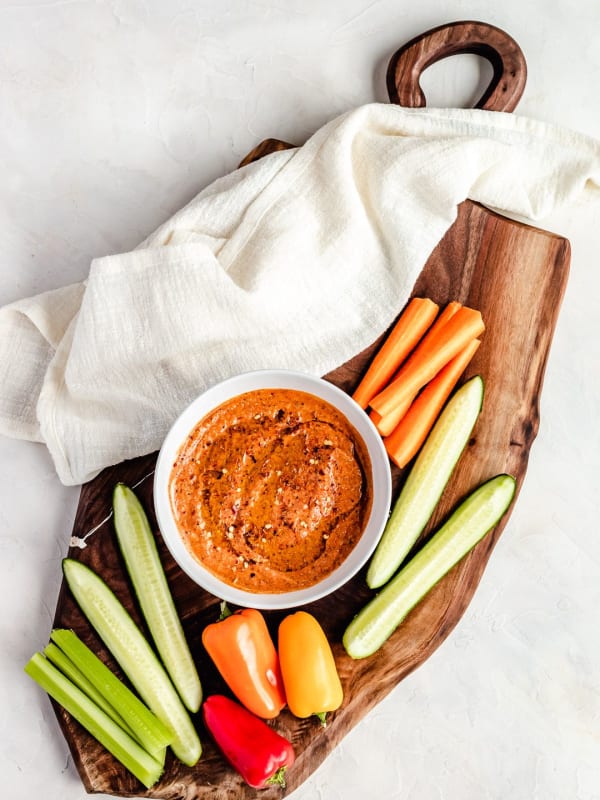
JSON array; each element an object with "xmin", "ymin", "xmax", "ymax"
[
  {"xmin": 344, "ymin": 474, "xmax": 516, "ymax": 659},
  {"xmin": 24, "ymin": 653, "xmax": 163, "ymax": 789},
  {"xmin": 112, "ymin": 483, "xmax": 202, "ymax": 713},
  {"xmin": 62, "ymin": 558, "xmax": 202, "ymax": 766},
  {"xmin": 50, "ymin": 628, "xmax": 172, "ymax": 757},
  {"xmin": 367, "ymin": 375, "xmax": 484, "ymax": 589}
]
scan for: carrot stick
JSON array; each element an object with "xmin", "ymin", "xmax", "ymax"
[
  {"xmin": 369, "ymin": 305, "xmax": 484, "ymax": 418},
  {"xmin": 369, "ymin": 301, "xmax": 464, "ymax": 436},
  {"xmin": 352, "ymin": 298, "xmax": 439, "ymax": 409},
  {"xmin": 384, "ymin": 339, "xmax": 481, "ymax": 469},
  {"xmin": 368, "ymin": 300, "xmax": 463, "ymax": 420},
  {"xmin": 371, "ymin": 398, "xmax": 413, "ymax": 437},
  {"xmin": 410, "ymin": 300, "xmax": 465, "ymax": 357},
  {"xmin": 415, "ymin": 300, "xmax": 462, "ymax": 350},
  {"xmin": 370, "ymin": 409, "xmax": 383, "ymax": 428}
]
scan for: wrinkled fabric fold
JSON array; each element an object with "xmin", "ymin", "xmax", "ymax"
[{"xmin": 1, "ymin": 103, "xmax": 599, "ymax": 485}]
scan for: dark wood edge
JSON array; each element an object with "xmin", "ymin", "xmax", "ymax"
[
  {"xmin": 238, "ymin": 137, "xmax": 296, "ymax": 168},
  {"xmin": 386, "ymin": 20, "xmax": 527, "ymax": 111}
]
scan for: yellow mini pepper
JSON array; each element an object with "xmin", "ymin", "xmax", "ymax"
[{"xmin": 278, "ymin": 611, "xmax": 343, "ymax": 724}]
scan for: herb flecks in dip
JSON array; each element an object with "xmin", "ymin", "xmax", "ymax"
[{"xmin": 169, "ymin": 388, "xmax": 373, "ymax": 593}]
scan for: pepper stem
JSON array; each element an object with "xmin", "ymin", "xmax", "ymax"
[
  {"xmin": 265, "ymin": 766, "xmax": 287, "ymax": 788},
  {"xmin": 219, "ymin": 600, "xmax": 232, "ymax": 620},
  {"xmin": 315, "ymin": 712, "xmax": 328, "ymax": 727}
]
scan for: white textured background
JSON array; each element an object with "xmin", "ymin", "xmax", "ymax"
[{"xmin": 1, "ymin": 2, "xmax": 599, "ymax": 799}]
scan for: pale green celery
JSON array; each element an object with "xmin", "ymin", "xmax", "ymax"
[
  {"xmin": 44, "ymin": 641, "xmax": 136, "ymax": 739},
  {"xmin": 50, "ymin": 629, "xmax": 172, "ymax": 757},
  {"xmin": 24, "ymin": 653, "xmax": 163, "ymax": 789}
]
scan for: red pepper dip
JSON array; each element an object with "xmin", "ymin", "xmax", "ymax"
[{"xmin": 169, "ymin": 388, "xmax": 373, "ymax": 593}]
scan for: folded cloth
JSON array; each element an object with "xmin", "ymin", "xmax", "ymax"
[{"xmin": 1, "ymin": 103, "xmax": 599, "ymax": 485}]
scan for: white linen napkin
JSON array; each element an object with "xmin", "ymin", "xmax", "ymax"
[{"xmin": 1, "ymin": 103, "xmax": 599, "ymax": 486}]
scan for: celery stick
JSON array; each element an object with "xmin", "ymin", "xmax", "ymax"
[
  {"xmin": 63, "ymin": 558, "xmax": 202, "ymax": 766},
  {"xmin": 44, "ymin": 641, "xmax": 136, "ymax": 739},
  {"xmin": 50, "ymin": 629, "xmax": 172, "ymax": 757},
  {"xmin": 112, "ymin": 484, "xmax": 202, "ymax": 712},
  {"xmin": 24, "ymin": 653, "xmax": 163, "ymax": 789}
]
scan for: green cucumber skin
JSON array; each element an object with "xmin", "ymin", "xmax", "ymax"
[
  {"xmin": 112, "ymin": 483, "xmax": 202, "ymax": 713},
  {"xmin": 367, "ymin": 376, "xmax": 484, "ymax": 589},
  {"xmin": 344, "ymin": 474, "xmax": 516, "ymax": 660},
  {"xmin": 62, "ymin": 558, "xmax": 202, "ymax": 766},
  {"xmin": 50, "ymin": 628, "xmax": 173, "ymax": 755},
  {"xmin": 25, "ymin": 653, "xmax": 163, "ymax": 789}
]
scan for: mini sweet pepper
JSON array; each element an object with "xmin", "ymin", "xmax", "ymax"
[
  {"xmin": 201, "ymin": 604, "xmax": 286, "ymax": 719},
  {"xmin": 203, "ymin": 694, "xmax": 295, "ymax": 789},
  {"xmin": 278, "ymin": 610, "xmax": 343, "ymax": 724}
]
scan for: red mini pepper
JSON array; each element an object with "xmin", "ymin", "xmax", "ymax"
[
  {"xmin": 201, "ymin": 604, "xmax": 286, "ymax": 719},
  {"xmin": 203, "ymin": 694, "xmax": 295, "ymax": 789}
]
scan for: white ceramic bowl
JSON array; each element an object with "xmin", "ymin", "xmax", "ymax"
[{"xmin": 154, "ymin": 369, "xmax": 392, "ymax": 610}]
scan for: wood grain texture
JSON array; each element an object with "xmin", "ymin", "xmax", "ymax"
[
  {"xmin": 50, "ymin": 21, "xmax": 570, "ymax": 800},
  {"xmin": 238, "ymin": 137, "xmax": 295, "ymax": 168},
  {"xmin": 386, "ymin": 20, "xmax": 527, "ymax": 111}
]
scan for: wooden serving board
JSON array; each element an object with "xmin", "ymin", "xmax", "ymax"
[{"xmin": 51, "ymin": 22, "xmax": 570, "ymax": 800}]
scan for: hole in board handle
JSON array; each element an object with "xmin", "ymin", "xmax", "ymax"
[{"xmin": 418, "ymin": 53, "xmax": 495, "ymax": 109}]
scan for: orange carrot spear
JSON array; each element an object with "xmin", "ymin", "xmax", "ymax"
[
  {"xmin": 370, "ymin": 305, "xmax": 484, "ymax": 419},
  {"xmin": 352, "ymin": 298, "xmax": 439, "ymax": 409},
  {"xmin": 384, "ymin": 339, "xmax": 481, "ymax": 468}
]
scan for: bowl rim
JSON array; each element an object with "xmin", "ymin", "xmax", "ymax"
[{"xmin": 153, "ymin": 369, "xmax": 392, "ymax": 610}]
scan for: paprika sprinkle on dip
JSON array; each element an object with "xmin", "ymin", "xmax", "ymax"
[{"xmin": 168, "ymin": 388, "xmax": 373, "ymax": 593}]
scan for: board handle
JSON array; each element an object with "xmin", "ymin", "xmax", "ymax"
[
  {"xmin": 239, "ymin": 21, "xmax": 527, "ymax": 166},
  {"xmin": 238, "ymin": 137, "xmax": 295, "ymax": 168},
  {"xmin": 386, "ymin": 20, "xmax": 527, "ymax": 112}
]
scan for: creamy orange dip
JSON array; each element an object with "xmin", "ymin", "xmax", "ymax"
[{"xmin": 169, "ymin": 388, "xmax": 373, "ymax": 593}]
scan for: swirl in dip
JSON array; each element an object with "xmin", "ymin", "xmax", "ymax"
[{"xmin": 168, "ymin": 388, "xmax": 373, "ymax": 593}]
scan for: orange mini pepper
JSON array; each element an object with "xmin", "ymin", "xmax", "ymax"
[
  {"xmin": 278, "ymin": 611, "xmax": 343, "ymax": 724},
  {"xmin": 202, "ymin": 604, "xmax": 286, "ymax": 719}
]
